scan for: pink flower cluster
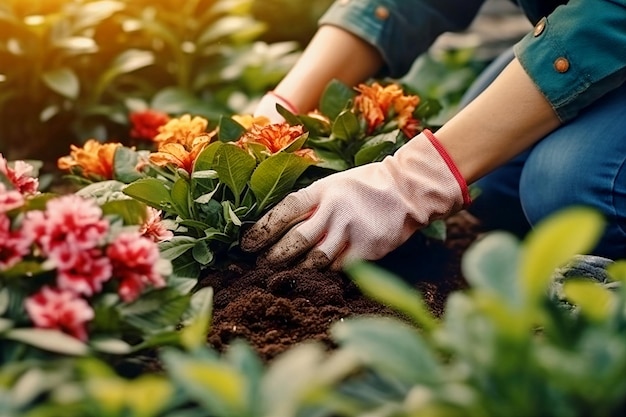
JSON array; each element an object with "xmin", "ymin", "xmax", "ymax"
[
  {"xmin": 0, "ymin": 154, "xmax": 39, "ymax": 268},
  {"xmin": 12, "ymin": 194, "xmax": 167, "ymax": 341}
]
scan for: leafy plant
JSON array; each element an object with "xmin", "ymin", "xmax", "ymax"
[
  {"xmin": 0, "ymin": 153, "xmax": 213, "ymax": 365},
  {"xmin": 329, "ymin": 206, "xmax": 626, "ymax": 416}
]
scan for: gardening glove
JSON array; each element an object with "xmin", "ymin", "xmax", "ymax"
[
  {"xmin": 253, "ymin": 91, "xmax": 299, "ymax": 123},
  {"xmin": 241, "ymin": 130, "xmax": 472, "ymax": 270}
]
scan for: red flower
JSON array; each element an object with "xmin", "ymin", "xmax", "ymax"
[
  {"xmin": 140, "ymin": 207, "xmax": 173, "ymax": 243},
  {"xmin": 107, "ymin": 232, "xmax": 166, "ymax": 302},
  {"xmin": 56, "ymin": 248, "xmax": 113, "ymax": 297},
  {"xmin": 25, "ymin": 286, "xmax": 95, "ymax": 341},
  {"xmin": 130, "ymin": 110, "xmax": 170, "ymax": 142},
  {"xmin": 0, "ymin": 183, "xmax": 24, "ymax": 214},
  {"xmin": 23, "ymin": 195, "xmax": 109, "ymax": 265},
  {"xmin": 0, "ymin": 154, "xmax": 39, "ymax": 196},
  {"xmin": 0, "ymin": 213, "xmax": 31, "ymax": 270}
]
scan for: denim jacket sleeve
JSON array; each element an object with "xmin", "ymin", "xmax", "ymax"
[
  {"xmin": 514, "ymin": 0, "xmax": 626, "ymax": 121},
  {"xmin": 318, "ymin": 0, "xmax": 486, "ymax": 78}
]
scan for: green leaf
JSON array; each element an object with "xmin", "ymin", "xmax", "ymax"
[
  {"xmin": 250, "ymin": 152, "xmax": 315, "ymax": 212},
  {"xmin": 90, "ymin": 338, "xmax": 133, "ymax": 354},
  {"xmin": 297, "ymin": 114, "xmax": 331, "ymax": 137},
  {"xmin": 171, "ymin": 178, "xmax": 191, "ymax": 218},
  {"xmin": 113, "ymin": 146, "xmax": 144, "ymax": 183},
  {"xmin": 331, "ymin": 316, "xmax": 441, "ymax": 384},
  {"xmin": 320, "ymin": 79, "xmax": 356, "ymax": 120},
  {"xmin": 101, "ymin": 199, "xmax": 147, "ymax": 225},
  {"xmin": 110, "ymin": 48, "xmax": 155, "ymax": 75},
  {"xmin": 73, "ymin": 0, "xmax": 125, "ymax": 31},
  {"xmin": 213, "ymin": 144, "xmax": 256, "ymax": 202},
  {"xmin": 414, "ymin": 97, "xmax": 443, "ymax": 121},
  {"xmin": 119, "ymin": 288, "xmax": 191, "ymax": 333},
  {"xmin": 180, "ymin": 287, "xmax": 213, "ymax": 351},
  {"xmin": 197, "ymin": 15, "xmax": 263, "ymax": 45},
  {"xmin": 123, "ymin": 178, "xmax": 173, "ymax": 211},
  {"xmin": 151, "ymin": 87, "xmax": 203, "ymax": 114},
  {"xmin": 223, "ymin": 201, "xmax": 242, "ymax": 226},
  {"xmin": 354, "ymin": 130, "xmax": 399, "ymax": 166},
  {"xmin": 607, "ymin": 260, "xmax": 626, "ymax": 283},
  {"xmin": 5, "ymin": 329, "xmax": 89, "ymax": 356},
  {"xmin": 308, "ymin": 149, "xmax": 350, "ymax": 172},
  {"xmin": 345, "ymin": 262, "xmax": 437, "ymax": 332},
  {"xmin": 192, "ymin": 240, "xmax": 214, "ymax": 266},
  {"xmin": 282, "ymin": 132, "xmax": 309, "ymax": 153},
  {"xmin": 462, "ymin": 231, "xmax": 522, "ymax": 307},
  {"xmin": 520, "ymin": 207, "xmax": 605, "ymax": 302},
  {"xmin": 162, "ymin": 349, "xmax": 246, "ymax": 416},
  {"xmin": 331, "ymin": 109, "xmax": 360, "ymax": 141},
  {"xmin": 159, "ymin": 236, "xmax": 198, "ymax": 260},
  {"xmin": 42, "ymin": 68, "xmax": 80, "ymax": 99},
  {"xmin": 562, "ymin": 279, "xmax": 616, "ymax": 322},
  {"xmin": 420, "ymin": 219, "xmax": 447, "ymax": 241},
  {"xmin": 218, "ymin": 116, "xmax": 246, "ymax": 143},
  {"xmin": 194, "ymin": 141, "xmax": 223, "ymax": 172},
  {"xmin": 94, "ymin": 49, "xmax": 154, "ymax": 101}
]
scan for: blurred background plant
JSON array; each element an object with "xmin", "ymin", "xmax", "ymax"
[{"xmin": 0, "ymin": 0, "xmax": 301, "ymax": 167}]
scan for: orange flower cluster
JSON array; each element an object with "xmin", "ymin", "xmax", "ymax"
[
  {"xmin": 353, "ymin": 82, "xmax": 421, "ymax": 138},
  {"xmin": 58, "ymin": 140, "xmax": 121, "ymax": 180},
  {"xmin": 149, "ymin": 115, "xmax": 217, "ymax": 174},
  {"xmin": 236, "ymin": 123, "xmax": 319, "ymax": 162}
]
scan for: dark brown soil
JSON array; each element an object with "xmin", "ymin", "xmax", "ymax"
[{"xmin": 201, "ymin": 211, "xmax": 482, "ymax": 361}]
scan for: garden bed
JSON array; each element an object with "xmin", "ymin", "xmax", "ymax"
[{"xmin": 202, "ymin": 211, "xmax": 481, "ymax": 361}]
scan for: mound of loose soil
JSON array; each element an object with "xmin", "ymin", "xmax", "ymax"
[{"xmin": 201, "ymin": 211, "xmax": 482, "ymax": 361}]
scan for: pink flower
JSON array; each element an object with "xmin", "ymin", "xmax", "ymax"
[
  {"xmin": 25, "ymin": 286, "xmax": 94, "ymax": 341},
  {"xmin": 0, "ymin": 183, "xmax": 24, "ymax": 214},
  {"xmin": 107, "ymin": 232, "xmax": 166, "ymax": 302},
  {"xmin": 56, "ymin": 248, "xmax": 112, "ymax": 296},
  {"xmin": 0, "ymin": 213, "xmax": 31, "ymax": 270},
  {"xmin": 140, "ymin": 207, "xmax": 173, "ymax": 242},
  {"xmin": 0, "ymin": 154, "xmax": 39, "ymax": 195},
  {"xmin": 23, "ymin": 195, "xmax": 109, "ymax": 262}
]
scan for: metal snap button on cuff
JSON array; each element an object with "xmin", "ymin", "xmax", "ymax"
[
  {"xmin": 554, "ymin": 57, "xmax": 570, "ymax": 73},
  {"xmin": 375, "ymin": 6, "xmax": 389, "ymax": 20},
  {"xmin": 533, "ymin": 17, "xmax": 546, "ymax": 37}
]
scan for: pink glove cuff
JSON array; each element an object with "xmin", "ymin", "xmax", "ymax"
[
  {"xmin": 423, "ymin": 129, "xmax": 472, "ymax": 207},
  {"xmin": 267, "ymin": 91, "xmax": 299, "ymax": 114}
]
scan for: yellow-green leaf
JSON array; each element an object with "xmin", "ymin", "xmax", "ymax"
[
  {"xmin": 562, "ymin": 279, "xmax": 616, "ymax": 321},
  {"xmin": 520, "ymin": 207, "xmax": 605, "ymax": 302}
]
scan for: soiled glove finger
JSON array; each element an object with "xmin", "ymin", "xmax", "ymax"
[
  {"xmin": 263, "ymin": 227, "xmax": 322, "ymax": 265},
  {"xmin": 240, "ymin": 193, "xmax": 314, "ymax": 253}
]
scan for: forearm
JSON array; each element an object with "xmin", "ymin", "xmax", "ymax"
[
  {"xmin": 436, "ymin": 58, "xmax": 561, "ymax": 184},
  {"xmin": 273, "ymin": 25, "xmax": 383, "ymax": 113}
]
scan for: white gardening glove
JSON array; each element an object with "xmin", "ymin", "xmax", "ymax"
[
  {"xmin": 253, "ymin": 91, "xmax": 299, "ymax": 123},
  {"xmin": 241, "ymin": 130, "xmax": 472, "ymax": 270}
]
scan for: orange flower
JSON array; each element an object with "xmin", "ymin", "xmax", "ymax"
[
  {"xmin": 154, "ymin": 114, "xmax": 211, "ymax": 148},
  {"xmin": 353, "ymin": 82, "xmax": 420, "ymax": 135},
  {"xmin": 294, "ymin": 148, "xmax": 321, "ymax": 163},
  {"xmin": 231, "ymin": 114, "xmax": 271, "ymax": 130},
  {"xmin": 237, "ymin": 123, "xmax": 305, "ymax": 154},
  {"xmin": 149, "ymin": 134, "xmax": 213, "ymax": 174},
  {"xmin": 58, "ymin": 140, "xmax": 121, "ymax": 180}
]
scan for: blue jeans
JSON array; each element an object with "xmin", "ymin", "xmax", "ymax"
[{"xmin": 462, "ymin": 48, "xmax": 626, "ymax": 260}]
